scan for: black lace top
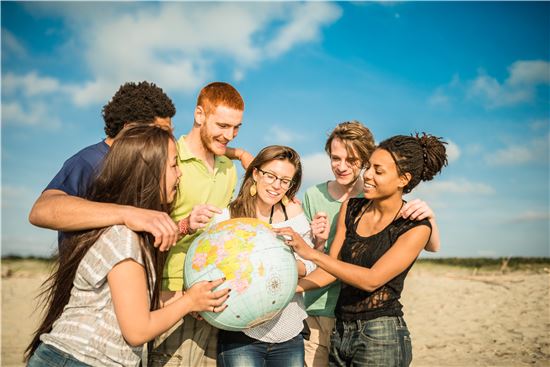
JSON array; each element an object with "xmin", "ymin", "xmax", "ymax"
[{"xmin": 335, "ymin": 198, "xmax": 431, "ymax": 322}]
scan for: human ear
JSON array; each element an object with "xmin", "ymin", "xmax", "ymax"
[
  {"xmin": 251, "ymin": 168, "xmax": 259, "ymax": 182},
  {"xmin": 398, "ymin": 172, "xmax": 412, "ymax": 189},
  {"xmin": 194, "ymin": 106, "xmax": 206, "ymax": 126}
]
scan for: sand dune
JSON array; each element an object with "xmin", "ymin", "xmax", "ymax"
[{"xmin": 2, "ymin": 262, "xmax": 549, "ymax": 366}]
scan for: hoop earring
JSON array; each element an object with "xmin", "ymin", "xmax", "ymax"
[
  {"xmin": 281, "ymin": 195, "xmax": 289, "ymax": 206},
  {"xmin": 249, "ymin": 182, "xmax": 257, "ymax": 197}
]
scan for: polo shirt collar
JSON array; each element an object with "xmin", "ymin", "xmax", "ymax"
[
  {"xmin": 177, "ymin": 135, "xmax": 194, "ymax": 161},
  {"xmin": 176, "ymin": 135, "xmax": 230, "ymax": 165}
]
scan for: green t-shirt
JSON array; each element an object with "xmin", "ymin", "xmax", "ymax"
[{"xmin": 302, "ymin": 182, "xmax": 364, "ymax": 317}]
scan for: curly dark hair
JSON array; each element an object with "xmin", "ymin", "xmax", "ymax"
[
  {"xmin": 102, "ymin": 81, "xmax": 176, "ymax": 138},
  {"xmin": 378, "ymin": 133, "xmax": 448, "ymax": 193}
]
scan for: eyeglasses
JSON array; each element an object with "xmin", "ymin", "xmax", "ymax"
[{"xmin": 256, "ymin": 168, "xmax": 294, "ymax": 189}]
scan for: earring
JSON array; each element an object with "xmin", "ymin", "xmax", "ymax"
[
  {"xmin": 281, "ymin": 195, "xmax": 289, "ymax": 206},
  {"xmin": 249, "ymin": 182, "xmax": 257, "ymax": 197}
]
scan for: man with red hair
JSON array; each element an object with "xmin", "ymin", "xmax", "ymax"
[{"xmin": 150, "ymin": 82, "xmax": 252, "ymax": 367}]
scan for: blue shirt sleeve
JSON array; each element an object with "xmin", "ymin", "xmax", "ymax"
[
  {"xmin": 44, "ymin": 142, "xmax": 108, "ymax": 198},
  {"xmin": 45, "ymin": 155, "xmax": 95, "ymax": 197}
]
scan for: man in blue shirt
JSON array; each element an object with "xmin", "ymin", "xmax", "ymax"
[{"xmin": 29, "ymin": 81, "xmax": 180, "ymax": 251}]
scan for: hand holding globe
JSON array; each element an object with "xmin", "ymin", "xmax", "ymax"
[{"xmin": 183, "ymin": 217, "xmax": 299, "ymax": 331}]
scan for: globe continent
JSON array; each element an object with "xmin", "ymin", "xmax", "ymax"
[{"xmin": 184, "ymin": 217, "xmax": 298, "ymax": 331}]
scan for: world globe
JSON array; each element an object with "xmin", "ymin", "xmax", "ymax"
[{"xmin": 183, "ymin": 217, "xmax": 298, "ymax": 331}]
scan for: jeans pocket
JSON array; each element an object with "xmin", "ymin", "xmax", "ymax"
[{"xmin": 359, "ymin": 319, "xmax": 398, "ymax": 346}]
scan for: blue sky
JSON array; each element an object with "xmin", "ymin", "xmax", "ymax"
[{"xmin": 2, "ymin": 2, "xmax": 549, "ymax": 258}]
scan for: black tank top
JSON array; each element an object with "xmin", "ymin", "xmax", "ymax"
[{"xmin": 335, "ymin": 198, "xmax": 431, "ymax": 322}]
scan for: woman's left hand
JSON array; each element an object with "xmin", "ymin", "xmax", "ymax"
[
  {"xmin": 400, "ymin": 199, "xmax": 435, "ymax": 221},
  {"xmin": 273, "ymin": 227, "xmax": 316, "ymax": 260}
]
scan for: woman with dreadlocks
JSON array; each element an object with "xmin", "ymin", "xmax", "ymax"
[
  {"xmin": 275, "ymin": 133, "xmax": 448, "ymax": 367},
  {"xmin": 25, "ymin": 124, "xmax": 229, "ymax": 367}
]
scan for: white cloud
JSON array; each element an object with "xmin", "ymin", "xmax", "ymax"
[
  {"xmin": 2, "ymin": 71, "xmax": 62, "ymax": 97},
  {"xmin": 466, "ymin": 60, "xmax": 550, "ymax": 108},
  {"xmin": 445, "ymin": 139, "xmax": 461, "ymax": 163},
  {"xmin": 264, "ymin": 2, "xmax": 342, "ymax": 58},
  {"xmin": 2, "ymin": 29, "xmax": 27, "ymax": 59},
  {"xmin": 300, "ymin": 152, "xmax": 332, "ymax": 190},
  {"xmin": 427, "ymin": 88, "xmax": 450, "ymax": 108},
  {"xmin": 265, "ymin": 125, "xmax": 304, "ymax": 145},
  {"xmin": 432, "ymin": 60, "xmax": 550, "ymax": 109},
  {"xmin": 530, "ymin": 118, "xmax": 549, "ymax": 131},
  {"xmin": 2, "ymin": 101, "xmax": 61, "ymax": 128},
  {"xmin": 413, "ymin": 179, "xmax": 496, "ymax": 197},
  {"xmin": 507, "ymin": 60, "xmax": 550, "ymax": 86},
  {"xmin": 512, "ymin": 211, "xmax": 550, "ymax": 222},
  {"xmin": 485, "ymin": 145, "xmax": 532, "ymax": 165},
  {"xmin": 31, "ymin": 2, "xmax": 342, "ymax": 106},
  {"xmin": 485, "ymin": 134, "xmax": 549, "ymax": 166}
]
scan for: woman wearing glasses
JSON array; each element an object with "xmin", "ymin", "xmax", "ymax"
[{"xmin": 211, "ymin": 145, "xmax": 315, "ymax": 367}]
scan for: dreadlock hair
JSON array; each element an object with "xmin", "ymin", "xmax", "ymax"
[
  {"xmin": 378, "ymin": 133, "xmax": 448, "ymax": 194},
  {"xmin": 102, "ymin": 81, "xmax": 176, "ymax": 138},
  {"xmin": 325, "ymin": 120, "xmax": 375, "ymax": 169},
  {"xmin": 196, "ymin": 82, "xmax": 244, "ymax": 116},
  {"xmin": 229, "ymin": 145, "xmax": 302, "ymax": 219},
  {"xmin": 25, "ymin": 124, "xmax": 175, "ymax": 360}
]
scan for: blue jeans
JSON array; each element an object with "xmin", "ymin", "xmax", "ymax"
[
  {"xmin": 28, "ymin": 343, "xmax": 91, "ymax": 367},
  {"xmin": 329, "ymin": 316, "xmax": 412, "ymax": 367},
  {"xmin": 217, "ymin": 334, "xmax": 304, "ymax": 367}
]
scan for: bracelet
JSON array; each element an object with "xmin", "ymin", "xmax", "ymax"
[{"xmin": 178, "ymin": 217, "xmax": 191, "ymax": 236}]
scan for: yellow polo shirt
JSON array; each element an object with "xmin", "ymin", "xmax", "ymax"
[{"xmin": 162, "ymin": 135, "xmax": 237, "ymax": 291}]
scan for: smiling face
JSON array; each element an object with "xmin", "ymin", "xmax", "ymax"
[
  {"xmin": 164, "ymin": 139, "xmax": 181, "ymax": 204},
  {"xmin": 252, "ymin": 159, "xmax": 296, "ymax": 207},
  {"xmin": 362, "ymin": 148, "xmax": 409, "ymax": 199},
  {"xmin": 330, "ymin": 138, "xmax": 363, "ymax": 187},
  {"xmin": 198, "ymin": 104, "xmax": 243, "ymax": 156}
]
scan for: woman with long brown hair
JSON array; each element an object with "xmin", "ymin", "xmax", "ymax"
[
  {"xmin": 276, "ymin": 133, "xmax": 448, "ymax": 367},
  {"xmin": 212, "ymin": 145, "xmax": 315, "ymax": 367},
  {"xmin": 26, "ymin": 124, "xmax": 229, "ymax": 367}
]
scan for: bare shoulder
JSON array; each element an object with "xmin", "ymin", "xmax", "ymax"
[{"xmin": 285, "ymin": 201, "xmax": 304, "ymax": 218}]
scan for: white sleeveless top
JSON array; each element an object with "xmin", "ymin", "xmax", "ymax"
[{"xmin": 211, "ymin": 208, "xmax": 316, "ymax": 343}]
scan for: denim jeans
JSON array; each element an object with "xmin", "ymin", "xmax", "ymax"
[
  {"xmin": 329, "ymin": 316, "xmax": 412, "ymax": 367},
  {"xmin": 28, "ymin": 343, "xmax": 91, "ymax": 367},
  {"xmin": 217, "ymin": 333, "xmax": 304, "ymax": 367}
]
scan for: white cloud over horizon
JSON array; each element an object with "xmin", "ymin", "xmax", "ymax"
[
  {"xmin": 2, "ymin": 100, "xmax": 61, "ymax": 128},
  {"xmin": 511, "ymin": 211, "xmax": 550, "ymax": 222},
  {"xmin": 2, "ymin": 28, "xmax": 27, "ymax": 59},
  {"xmin": 431, "ymin": 60, "xmax": 550, "ymax": 110},
  {"xmin": 22, "ymin": 2, "xmax": 342, "ymax": 107},
  {"xmin": 265, "ymin": 125, "xmax": 304, "ymax": 145},
  {"xmin": 412, "ymin": 179, "xmax": 496, "ymax": 200},
  {"xmin": 300, "ymin": 152, "xmax": 332, "ymax": 191},
  {"xmin": 446, "ymin": 139, "xmax": 461, "ymax": 163},
  {"xmin": 467, "ymin": 60, "xmax": 550, "ymax": 108},
  {"xmin": 485, "ymin": 134, "xmax": 549, "ymax": 166}
]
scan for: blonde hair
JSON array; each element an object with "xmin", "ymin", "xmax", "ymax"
[{"xmin": 325, "ymin": 120, "xmax": 375, "ymax": 168}]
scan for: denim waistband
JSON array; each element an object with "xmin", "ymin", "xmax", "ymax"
[{"xmin": 335, "ymin": 316, "xmax": 407, "ymax": 332}]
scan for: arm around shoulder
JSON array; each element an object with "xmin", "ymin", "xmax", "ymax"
[{"xmin": 29, "ymin": 189, "xmax": 179, "ymax": 251}]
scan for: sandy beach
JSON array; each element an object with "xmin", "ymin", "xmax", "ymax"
[{"xmin": 2, "ymin": 260, "xmax": 549, "ymax": 367}]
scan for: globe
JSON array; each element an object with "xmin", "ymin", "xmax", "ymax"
[{"xmin": 183, "ymin": 217, "xmax": 298, "ymax": 331}]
